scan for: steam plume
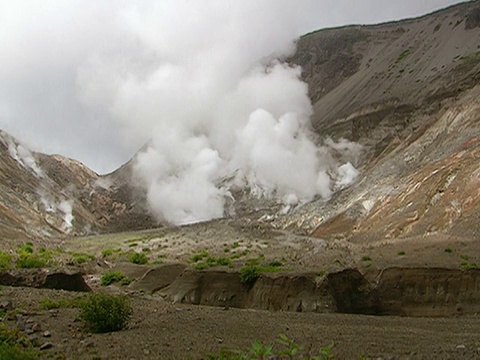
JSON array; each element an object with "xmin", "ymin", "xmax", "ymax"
[{"xmin": 77, "ymin": 1, "xmax": 360, "ymax": 224}]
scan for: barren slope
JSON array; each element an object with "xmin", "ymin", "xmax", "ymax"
[{"xmin": 0, "ymin": 130, "xmax": 156, "ymax": 244}]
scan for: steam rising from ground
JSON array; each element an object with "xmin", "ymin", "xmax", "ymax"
[{"xmin": 77, "ymin": 2, "xmax": 361, "ymax": 225}]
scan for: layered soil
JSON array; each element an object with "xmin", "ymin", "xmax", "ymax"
[{"xmin": 1, "ymin": 286, "xmax": 480, "ymax": 360}]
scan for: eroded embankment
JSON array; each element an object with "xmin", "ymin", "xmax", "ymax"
[
  {"xmin": 1, "ymin": 266, "xmax": 478, "ymax": 317},
  {"xmin": 136, "ymin": 266, "xmax": 480, "ymax": 317}
]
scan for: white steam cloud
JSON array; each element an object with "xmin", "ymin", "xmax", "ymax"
[{"xmin": 77, "ymin": 1, "xmax": 360, "ymax": 225}]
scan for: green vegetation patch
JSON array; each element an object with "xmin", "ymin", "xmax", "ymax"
[
  {"xmin": 191, "ymin": 250, "xmax": 233, "ymax": 270},
  {"xmin": 396, "ymin": 48, "xmax": 411, "ymax": 63},
  {"xmin": 15, "ymin": 255, "xmax": 46, "ymax": 269},
  {"xmin": 0, "ymin": 323, "xmax": 40, "ymax": 360},
  {"xmin": 13, "ymin": 243, "xmax": 55, "ymax": 269},
  {"xmin": 79, "ymin": 293, "xmax": 132, "ymax": 333},
  {"xmin": 0, "ymin": 252, "xmax": 13, "ymax": 270},
  {"xmin": 101, "ymin": 270, "xmax": 128, "ymax": 286},
  {"xmin": 460, "ymin": 262, "xmax": 478, "ymax": 269},
  {"xmin": 207, "ymin": 333, "xmax": 334, "ymax": 360},
  {"xmin": 239, "ymin": 260, "xmax": 285, "ymax": 285},
  {"xmin": 39, "ymin": 296, "xmax": 85, "ymax": 310},
  {"xmin": 128, "ymin": 252, "xmax": 148, "ymax": 265},
  {"xmin": 69, "ymin": 252, "xmax": 95, "ymax": 265}
]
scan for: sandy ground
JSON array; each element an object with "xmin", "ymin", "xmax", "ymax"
[{"xmin": 1, "ymin": 286, "xmax": 480, "ymax": 360}]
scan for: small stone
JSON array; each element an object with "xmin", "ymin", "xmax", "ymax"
[
  {"xmin": 43, "ymin": 331, "xmax": 51, "ymax": 338},
  {"xmin": 26, "ymin": 329, "xmax": 35, "ymax": 335},
  {"xmin": 456, "ymin": 344, "xmax": 466, "ymax": 350},
  {"xmin": 40, "ymin": 342, "xmax": 53, "ymax": 350},
  {"xmin": 16, "ymin": 315, "xmax": 25, "ymax": 331},
  {"xmin": 0, "ymin": 300, "xmax": 14, "ymax": 310},
  {"xmin": 26, "ymin": 318, "xmax": 34, "ymax": 324},
  {"xmin": 144, "ymin": 349, "xmax": 150, "ymax": 355},
  {"xmin": 32, "ymin": 323, "xmax": 42, "ymax": 332}
]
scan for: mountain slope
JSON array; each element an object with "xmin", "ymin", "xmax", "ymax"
[
  {"xmin": 280, "ymin": 1, "xmax": 480, "ymax": 242},
  {"xmin": 1, "ymin": 1, "xmax": 479, "ymax": 245},
  {"xmin": 0, "ymin": 130, "xmax": 157, "ymax": 242}
]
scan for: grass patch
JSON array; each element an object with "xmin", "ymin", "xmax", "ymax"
[
  {"xmin": 230, "ymin": 250, "xmax": 249, "ymax": 260},
  {"xmin": 79, "ymin": 293, "xmax": 132, "ymax": 333},
  {"xmin": 15, "ymin": 255, "xmax": 46, "ymax": 269},
  {"xmin": 191, "ymin": 250, "xmax": 209, "ymax": 263},
  {"xmin": 13, "ymin": 243, "xmax": 54, "ymax": 269},
  {"xmin": 39, "ymin": 296, "xmax": 84, "ymax": 310},
  {"xmin": 16, "ymin": 243, "xmax": 34, "ymax": 255},
  {"xmin": 193, "ymin": 256, "xmax": 232, "ymax": 270},
  {"xmin": 460, "ymin": 262, "xmax": 478, "ymax": 269},
  {"xmin": 396, "ymin": 49, "xmax": 411, "ymax": 63},
  {"xmin": 101, "ymin": 270, "xmax": 127, "ymax": 286},
  {"xmin": 444, "ymin": 247, "xmax": 453, "ymax": 253},
  {"xmin": 128, "ymin": 252, "xmax": 148, "ymax": 265},
  {"xmin": 460, "ymin": 51, "xmax": 480, "ymax": 63},
  {"xmin": 397, "ymin": 251, "xmax": 406, "ymax": 256},
  {"xmin": 0, "ymin": 252, "xmax": 13, "ymax": 270},
  {"xmin": 239, "ymin": 260, "xmax": 285, "ymax": 285},
  {"xmin": 361, "ymin": 256, "xmax": 372, "ymax": 262},
  {"xmin": 70, "ymin": 252, "xmax": 95, "ymax": 265},
  {"xmin": 0, "ymin": 323, "xmax": 39, "ymax": 360},
  {"xmin": 101, "ymin": 249, "xmax": 113, "ymax": 258},
  {"xmin": 207, "ymin": 333, "xmax": 334, "ymax": 360}
]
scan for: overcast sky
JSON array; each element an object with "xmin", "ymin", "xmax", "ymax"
[{"xmin": 0, "ymin": 0, "xmax": 468, "ymax": 174}]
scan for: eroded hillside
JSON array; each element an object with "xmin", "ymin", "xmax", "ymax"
[
  {"xmin": 0, "ymin": 131, "xmax": 156, "ymax": 243},
  {"xmin": 1, "ymin": 1, "xmax": 479, "ymax": 247}
]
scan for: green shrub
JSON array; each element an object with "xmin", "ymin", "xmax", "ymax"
[
  {"xmin": 79, "ymin": 293, "xmax": 132, "ymax": 333},
  {"xmin": 193, "ymin": 255, "xmax": 232, "ymax": 270},
  {"xmin": 444, "ymin": 247, "xmax": 453, "ymax": 253},
  {"xmin": 239, "ymin": 265, "xmax": 260, "ymax": 285},
  {"xmin": 15, "ymin": 255, "xmax": 46, "ymax": 269},
  {"xmin": 0, "ymin": 324, "xmax": 39, "ymax": 360},
  {"xmin": 128, "ymin": 252, "xmax": 148, "ymax": 265},
  {"xmin": 0, "ymin": 252, "xmax": 13, "ymax": 270},
  {"xmin": 101, "ymin": 270, "xmax": 126, "ymax": 286},
  {"xmin": 70, "ymin": 253, "xmax": 95, "ymax": 264},
  {"xmin": 191, "ymin": 250, "xmax": 209, "ymax": 263},
  {"xmin": 268, "ymin": 260, "xmax": 283, "ymax": 268},
  {"xmin": 119, "ymin": 277, "xmax": 132, "ymax": 286},
  {"xmin": 16, "ymin": 243, "xmax": 33, "ymax": 255},
  {"xmin": 460, "ymin": 262, "xmax": 478, "ymax": 269},
  {"xmin": 215, "ymin": 257, "xmax": 231, "ymax": 267},
  {"xmin": 207, "ymin": 334, "xmax": 334, "ymax": 360},
  {"xmin": 101, "ymin": 249, "xmax": 113, "ymax": 258}
]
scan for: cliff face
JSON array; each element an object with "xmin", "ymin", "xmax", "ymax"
[
  {"xmin": 282, "ymin": 1, "xmax": 480, "ymax": 242},
  {"xmin": 1, "ymin": 1, "xmax": 479, "ymax": 243}
]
